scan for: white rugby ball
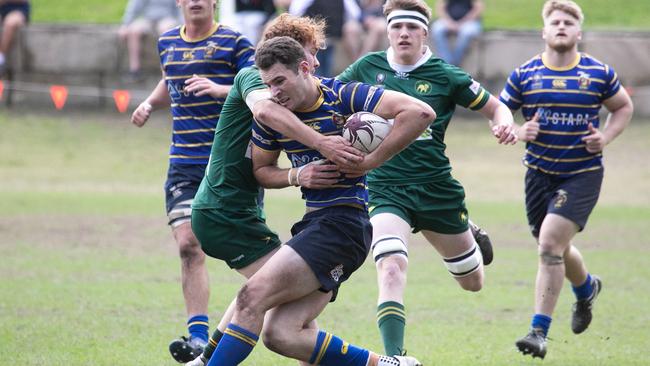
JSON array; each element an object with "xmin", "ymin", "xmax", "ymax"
[{"xmin": 342, "ymin": 112, "xmax": 392, "ymax": 153}]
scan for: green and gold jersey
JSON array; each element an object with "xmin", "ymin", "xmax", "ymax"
[
  {"xmin": 338, "ymin": 47, "xmax": 490, "ymax": 185},
  {"xmin": 192, "ymin": 66, "xmax": 264, "ymax": 209}
]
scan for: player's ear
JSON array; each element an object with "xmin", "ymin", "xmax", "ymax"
[{"xmin": 299, "ymin": 60, "xmax": 310, "ymax": 75}]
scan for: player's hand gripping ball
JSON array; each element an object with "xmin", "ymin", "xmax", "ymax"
[{"xmin": 342, "ymin": 112, "xmax": 392, "ymax": 153}]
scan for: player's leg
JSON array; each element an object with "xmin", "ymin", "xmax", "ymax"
[
  {"xmin": 451, "ymin": 20, "xmax": 481, "ymax": 66},
  {"xmin": 421, "ymin": 228, "xmax": 484, "ymax": 292},
  {"xmin": 125, "ymin": 18, "xmax": 151, "ymax": 77},
  {"xmin": 370, "ymin": 212, "xmax": 411, "ymax": 356},
  {"xmin": 0, "ymin": 7, "xmax": 27, "ymax": 72},
  {"xmin": 430, "ymin": 19, "xmax": 453, "ymax": 64}
]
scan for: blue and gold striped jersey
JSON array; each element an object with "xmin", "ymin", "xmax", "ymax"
[
  {"xmin": 158, "ymin": 23, "xmax": 254, "ymax": 165},
  {"xmin": 251, "ymin": 77, "xmax": 385, "ymax": 209},
  {"xmin": 499, "ymin": 53, "xmax": 621, "ymax": 176}
]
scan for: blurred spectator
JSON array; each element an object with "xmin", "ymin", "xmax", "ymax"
[
  {"xmin": 431, "ymin": 0, "xmax": 483, "ymax": 66},
  {"xmin": 219, "ymin": 0, "xmax": 276, "ymax": 45},
  {"xmin": 283, "ymin": 0, "xmax": 362, "ymax": 77},
  {"xmin": 343, "ymin": 0, "xmax": 387, "ymax": 61},
  {"xmin": 119, "ymin": 0, "xmax": 181, "ymax": 82},
  {"xmin": 0, "ymin": 0, "xmax": 29, "ymax": 76}
]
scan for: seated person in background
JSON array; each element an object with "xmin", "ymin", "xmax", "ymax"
[
  {"xmin": 343, "ymin": 0, "xmax": 387, "ymax": 61},
  {"xmin": 431, "ymin": 0, "xmax": 483, "ymax": 66},
  {"xmin": 0, "ymin": 0, "xmax": 30, "ymax": 76},
  {"xmin": 219, "ymin": 0, "xmax": 276, "ymax": 45},
  {"xmin": 119, "ymin": 0, "xmax": 181, "ymax": 82}
]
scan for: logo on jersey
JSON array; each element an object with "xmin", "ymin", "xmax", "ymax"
[
  {"xmin": 394, "ymin": 71, "xmax": 409, "ymax": 80},
  {"xmin": 469, "ymin": 79, "xmax": 481, "ymax": 95},
  {"xmin": 554, "ymin": 189, "xmax": 568, "ymax": 208},
  {"xmin": 204, "ymin": 41, "xmax": 218, "ymax": 59},
  {"xmin": 330, "ymin": 264, "xmax": 344, "ymax": 282},
  {"xmin": 415, "ymin": 81, "xmax": 431, "ymax": 95},
  {"xmin": 341, "ymin": 342, "xmax": 349, "ymax": 355},
  {"xmin": 375, "ymin": 73, "xmax": 386, "ymax": 85},
  {"xmin": 165, "ymin": 44, "xmax": 176, "ymax": 64},
  {"xmin": 459, "ymin": 210, "xmax": 468, "ymax": 224},
  {"xmin": 552, "ymin": 79, "xmax": 567, "ymax": 89},
  {"xmin": 532, "ymin": 73, "xmax": 543, "ymax": 90},
  {"xmin": 168, "ymin": 81, "xmax": 182, "ymax": 101},
  {"xmin": 183, "ymin": 49, "xmax": 196, "ymax": 61},
  {"xmin": 578, "ymin": 72, "xmax": 591, "ymax": 89}
]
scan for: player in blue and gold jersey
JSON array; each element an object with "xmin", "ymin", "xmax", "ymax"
[
  {"xmin": 207, "ymin": 36, "xmax": 435, "ymax": 366},
  {"xmin": 499, "ymin": 0, "xmax": 633, "ymax": 359},
  {"xmin": 129, "ymin": 0, "xmax": 254, "ymax": 362}
]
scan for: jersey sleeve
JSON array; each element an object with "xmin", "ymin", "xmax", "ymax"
[
  {"xmin": 251, "ymin": 120, "xmax": 281, "ymax": 151},
  {"xmin": 232, "ymin": 34, "xmax": 255, "ymax": 72},
  {"xmin": 236, "ymin": 67, "xmax": 266, "ymax": 102},
  {"xmin": 499, "ymin": 68, "xmax": 524, "ymax": 110},
  {"xmin": 336, "ymin": 58, "xmax": 360, "ymax": 83},
  {"xmin": 338, "ymin": 81, "xmax": 385, "ymax": 114},
  {"xmin": 448, "ymin": 67, "xmax": 490, "ymax": 111},
  {"xmin": 601, "ymin": 64, "xmax": 622, "ymax": 101}
]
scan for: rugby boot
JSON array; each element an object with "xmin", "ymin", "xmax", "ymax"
[
  {"xmin": 184, "ymin": 355, "xmax": 207, "ymax": 366},
  {"xmin": 572, "ymin": 275, "xmax": 602, "ymax": 334},
  {"xmin": 469, "ymin": 220, "xmax": 493, "ymax": 265},
  {"xmin": 169, "ymin": 336, "xmax": 206, "ymax": 363},
  {"xmin": 394, "ymin": 355, "xmax": 423, "ymax": 366},
  {"xmin": 515, "ymin": 328, "xmax": 547, "ymax": 359}
]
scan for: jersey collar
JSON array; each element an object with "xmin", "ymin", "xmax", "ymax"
[
  {"xmin": 180, "ymin": 22, "xmax": 219, "ymax": 43},
  {"xmin": 386, "ymin": 46, "xmax": 432, "ymax": 73},
  {"xmin": 541, "ymin": 52, "xmax": 581, "ymax": 71}
]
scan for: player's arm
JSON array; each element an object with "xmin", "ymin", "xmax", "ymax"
[
  {"xmin": 476, "ymin": 95, "xmax": 517, "ymax": 145},
  {"xmin": 184, "ymin": 74, "xmax": 232, "ymax": 99},
  {"xmin": 582, "ymin": 88, "xmax": 634, "ymax": 153},
  {"xmin": 251, "ymin": 146, "xmax": 342, "ymax": 189},
  {"xmin": 360, "ymin": 90, "xmax": 435, "ymax": 170},
  {"xmin": 248, "ymin": 90, "xmax": 364, "ymax": 166},
  {"xmin": 131, "ymin": 75, "xmax": 171, "ymax": 127}
]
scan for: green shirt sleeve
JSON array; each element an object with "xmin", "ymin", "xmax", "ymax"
[
  {"xmin": 336, "ymin": 59, "xmax": 360, "ymax": 83},
  {"xmin": 448, "ymin": 66, "xmax": 490, "ymax": 111},
  {"xmin": 235, "ymin": 66, "xmax": 266, "ymax": 102}
]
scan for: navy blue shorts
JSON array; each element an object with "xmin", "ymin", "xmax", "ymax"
[
  {"xmin": 287, "ymin": 206, "xmax": 372, "ymax": 301},
  {"xmin": 0, "ymin": 3, "xmax": 30, "ymax": 22},
  {"xmin": 164, "ymin": 163, "xmax": 206, "ymax": 217},
  {"xmin": 525, "ymin": 168, "xmax": 603, "ymax": 238}
]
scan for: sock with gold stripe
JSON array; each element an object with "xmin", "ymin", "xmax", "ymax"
[
  {"xmin": 206, "ymin": 323, "xmax": 258, "ymax": 366},
  {"xmin": 188, "ymin": 315, "xmax": 209, "ymax": 343},
  {"xmin": 377, "ymin": 301, "xmax": 406, "ymax": 356},
  {"xmin": 308, "ymin": 330, "xmax": 370, "ymax": 365},
  {"xmin": 201, "ymin": 328, "xmax": 223, "ymax": 362}
]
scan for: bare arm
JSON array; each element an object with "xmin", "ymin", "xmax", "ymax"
[
  {"xmin": 477, "ymin": 95, "xmax": 517, "ymax": 145},
  {"xmin": 249, "ymin": 93, "xmax": 364, "ymax": 166},
  {"xmin": 582, "ymin": 88, "xmax": 634, "ymax": 153},
  {"xmin": 131, "ymin": 76, "xmax": 171, "ymax": 127},
  {"xmin": 352, "ymin": 90, "xmax": 435, "ymax": 171},
  {"xmin": 184, "ymin": 74, "xmax": 232, "ymax": 99},
  {"xmin": 252, "ymin": 147, "xmax": 342, "ymax": 189}
]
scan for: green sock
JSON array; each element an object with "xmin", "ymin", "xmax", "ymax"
[
  {"xmin": 377, "ymin": 301, "xmax": 406, "ymax": 356},
  {"xmin": 202, "ymin": 328, "xmax": 224, "ymax": 361}
]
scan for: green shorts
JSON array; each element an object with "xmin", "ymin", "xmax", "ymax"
[
  {"xmin": 191, "ymin": 206, "xmax": 281, "ymax": 269},
  {"xmin": 368, "ymin": 178, "xmax": 469, "ymax": 234}
]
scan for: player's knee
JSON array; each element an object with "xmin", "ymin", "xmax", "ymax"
[
  {"xmin": 539, "ymin": 250, "xmax": 564, "ymax": 266},
  {"xmin": 177, "ymin": 234, "xmax": 203, "ymax": 262},
  {"xmin": 261, "ymin": 326, "xmax": 292, "ymax": 356},
  {"xmin": 377, "ymin": 256, "xmax": 407, "ymax": 289},
  {"xmin": 457, "ymin": 271, "xmax": 483, "ymax": 292}
]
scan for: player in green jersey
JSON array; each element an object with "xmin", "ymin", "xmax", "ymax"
[
  {"xmin": 337, "ymin": 0, "xmax": 517, "ymax": 356},
  {"xmin": 185, "ymin": 14, "xmax": 365, "ymax": 366}
]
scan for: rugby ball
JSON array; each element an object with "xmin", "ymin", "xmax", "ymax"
[{"xmin": 342, "ymin": 112, "xmax": 392, "ymax": 153}]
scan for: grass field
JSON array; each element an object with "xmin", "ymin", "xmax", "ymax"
[
  {"xmin": 1, "ymin": 110, "xmax": 648, "ymax": 365},
  {"xmin": 31, "ymin": 0, "xmax": 650, "ymax": 30}
]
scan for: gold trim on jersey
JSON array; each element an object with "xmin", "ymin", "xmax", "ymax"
[
  {"xmin": 180, "ymin": 23, "xmax": 219, "ymax": 43},
  {"xmin": 507, "ymin": 79, "xmax": 521, "ymax": 93},
  {"xmin": 538, "ymin": 129, "xmax": 589, "ymax": 136},
  {"xmin": 166, "ymin": 73, "xmax": 235, "ymax": 80},
  {"xmin": 172, "ymin": 142, "xmax": 214, "ymax": 148},
  {"xmin": 530, "ymin": 140, "xmax": 587, "ymax": 150},
  {"xmin": 542, "ymin": 53, "xmax": 580, "ymax": 71},
  {"xmin": 173, "ymin": 114, "xmax": 220, "ymax": 121},
  {"xmin": 468, "ymin": 89, "xmax": 485, "ymax": 109},
  {"xmin": 521, "ymin": 89, "xmax": 602, "ymax": 97},
  {"xmin": 171, "ymin": 100, "xmax": 224, "ymax": 108},
  {"xmin": 173, "ymin": 128, "xmax": 216, "ymax": 134},
  {"xmin": 522, "ymin": 102, "xmax": 599, "ymax": 109},
  {"xmin": 169, "ymin": 154, "xmax": 211, "ymax": 159},
  {"xmin": 520, "ymin": 75, "xmax": 606, "ymax": 85},
  {"xmin": 525, "ymin": 162, "xmax": 602, "ymax": 175},
  {"xmin": 527, "ymin": 149, "xmax": 601, "ymax": 162},
  {"xmin": 296, "ymin": 78, "xmax": 325, "ymax": 113}
]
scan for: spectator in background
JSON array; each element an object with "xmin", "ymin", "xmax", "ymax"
[
  {"xmin": 431, "ymin": 0, "xmax": 483, "ymax": 66},
  {"xmin": 282, "ymin": 0, "xmax": 363, "ymax": 77},
  {"xmin": 219, "ymin": 0, "xmax": 276, "ymax": 45},
  {"xmin": 0, "ymin": 0, "xmax": 30, "ymax": 76},
  {"xmin": 344, "ymin": 0, "xmax": 387, "ymax": 61},
  {"xmin": 119, "ymin": 0, "xmax": 181, "ymax": 82}
]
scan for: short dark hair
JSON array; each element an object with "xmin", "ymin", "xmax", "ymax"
[{"xmin": 255, "ymin": 36, "xmax": 306, "ymax": 72}]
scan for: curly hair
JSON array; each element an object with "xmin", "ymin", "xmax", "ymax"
[{"xmin": 261, "ymin": 13, "xmax": 326, "ymax": 50}]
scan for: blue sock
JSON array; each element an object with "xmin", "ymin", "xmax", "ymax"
[
  {"xmin": 308, "ymin": 330, "xmax": 370, "ymax": 366},
  {"xmin": 187, "ymin": 315, "xmax": 209, "ymax": 343},
  {"xmin": 531, "ymin": 314, "xmax": 552, "ymax": 336},
  {"xmin": 206, "ymin": 323, "xmax": 258, "ymax": 366},
  {"xmin": 572, "ymin": 273, "xmax": 593, "ymax": 300}
]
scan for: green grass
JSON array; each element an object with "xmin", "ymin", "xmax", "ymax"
[
  {"xmin": 1, "ymin": 111, "xmax": 649, "ymax": 365},
  {"xmin": 32, "ymin": 0, "xmax": 650, "ymax": 30}
]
